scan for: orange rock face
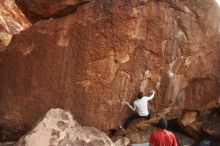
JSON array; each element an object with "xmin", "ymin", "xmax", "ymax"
[
  {"xmin": 1, "ymin": 0, "xmax": 220, "ymax": 141},
  {"xmin": 0, "ymin": 0, "xmax": 31, "ymax": 52}
]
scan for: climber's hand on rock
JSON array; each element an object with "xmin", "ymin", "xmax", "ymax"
[
  {"xmin": 122, "ymin": 101, "xmax": 129, "ymax": 105},
  {"xmin": 151, "ymin": 90, "xmax": 156, "ymax": 94}
]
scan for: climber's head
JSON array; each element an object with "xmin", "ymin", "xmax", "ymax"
[
  {"xmin": 137, "ymin": 91, "xmax": 144, "ymax": 99},
  {"xmin": 157, "ymin": 118, "xmax": 168, "ymax": 130},
  {"xmin": 146, "ymin": 91, "xmax": 154, "ymax": 97}
]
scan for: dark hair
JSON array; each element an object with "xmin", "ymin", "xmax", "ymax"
[
  {"xmin": 146, "ymin": 91, "xmax": 153, "ymax": 97},
  {"xmin": 157, "ymin": 118, "xmax": 168, "ymax": 129},
  {"xmin": 137, "ymin": 91, "xmax": 144, "ymax": 99}
]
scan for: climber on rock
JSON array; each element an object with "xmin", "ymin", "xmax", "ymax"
[{"xmin": 122, "ymin": 90, "xmax": 156, "ymax": 129}]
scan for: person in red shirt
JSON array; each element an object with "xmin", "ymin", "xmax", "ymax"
[{"xmin": 149, "ymin": 118, "xmax": 178, "ymax": 146}]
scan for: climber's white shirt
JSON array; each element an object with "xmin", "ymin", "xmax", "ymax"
[{"xmin": 133, "ymin": 92, "xmax": 155, "ymax": 116}]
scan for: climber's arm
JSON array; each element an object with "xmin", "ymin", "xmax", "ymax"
[
  {"xmin": 145, "ymin": 90, "xmax": 156, "ymax": 100},
  {"xmin": 123, "ymin": 101, "xmax": 136, "ymax": 111}
]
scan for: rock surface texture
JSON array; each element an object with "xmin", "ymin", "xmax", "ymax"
[
  {"xmin": 0, "ymin": 142, "xmax": 15, "ymax": 146},
  {"xmin": 15, "ymin": 0, "xmax": 90, "ymax": 23},
  {"xmin": 16, "ymin": 108, "xmax": 114, "ymax": 146},
  {"xmin": 0, "ymin": 0, "xmax": 30, "ymax": 52},
  {"xmin": 1, "ymin": 0, "xmax": 220, "ymax": 141}
]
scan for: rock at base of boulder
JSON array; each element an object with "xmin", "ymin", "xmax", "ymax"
[
  {"xmin": 130, "ymin": 143, "xmax": 149, "ymax": 146},
  {"xmin": 15, "ymin": 108, "xmax": 114, "ymax": 146},
  {"xmin": 0, "ymin": 142, "xmax": 16, "ymax": 146},
  {"xmin": 191, "ymin": 139, "xmax": 220, "ymax": 146}
]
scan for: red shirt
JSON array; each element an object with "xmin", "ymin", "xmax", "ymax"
[{"xmin": 149, "ymin": 129, "xmax": 178, "ymax": 146}]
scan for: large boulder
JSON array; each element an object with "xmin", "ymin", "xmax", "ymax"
[
  {"xmin": 0, "ymin": 0, "xmax": 31, "ymax": 52},
  {"xmin": 16, "ymin": 108, "xmax": 114, "ymax": 146},
  {"xmin": 1, "ymin": 0, "xmax": 220, "ymax": 141}
]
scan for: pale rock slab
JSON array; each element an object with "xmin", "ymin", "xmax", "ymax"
[{"xmin": 16, "ymin": 108, "xmax": 114, "ymax": 146}]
